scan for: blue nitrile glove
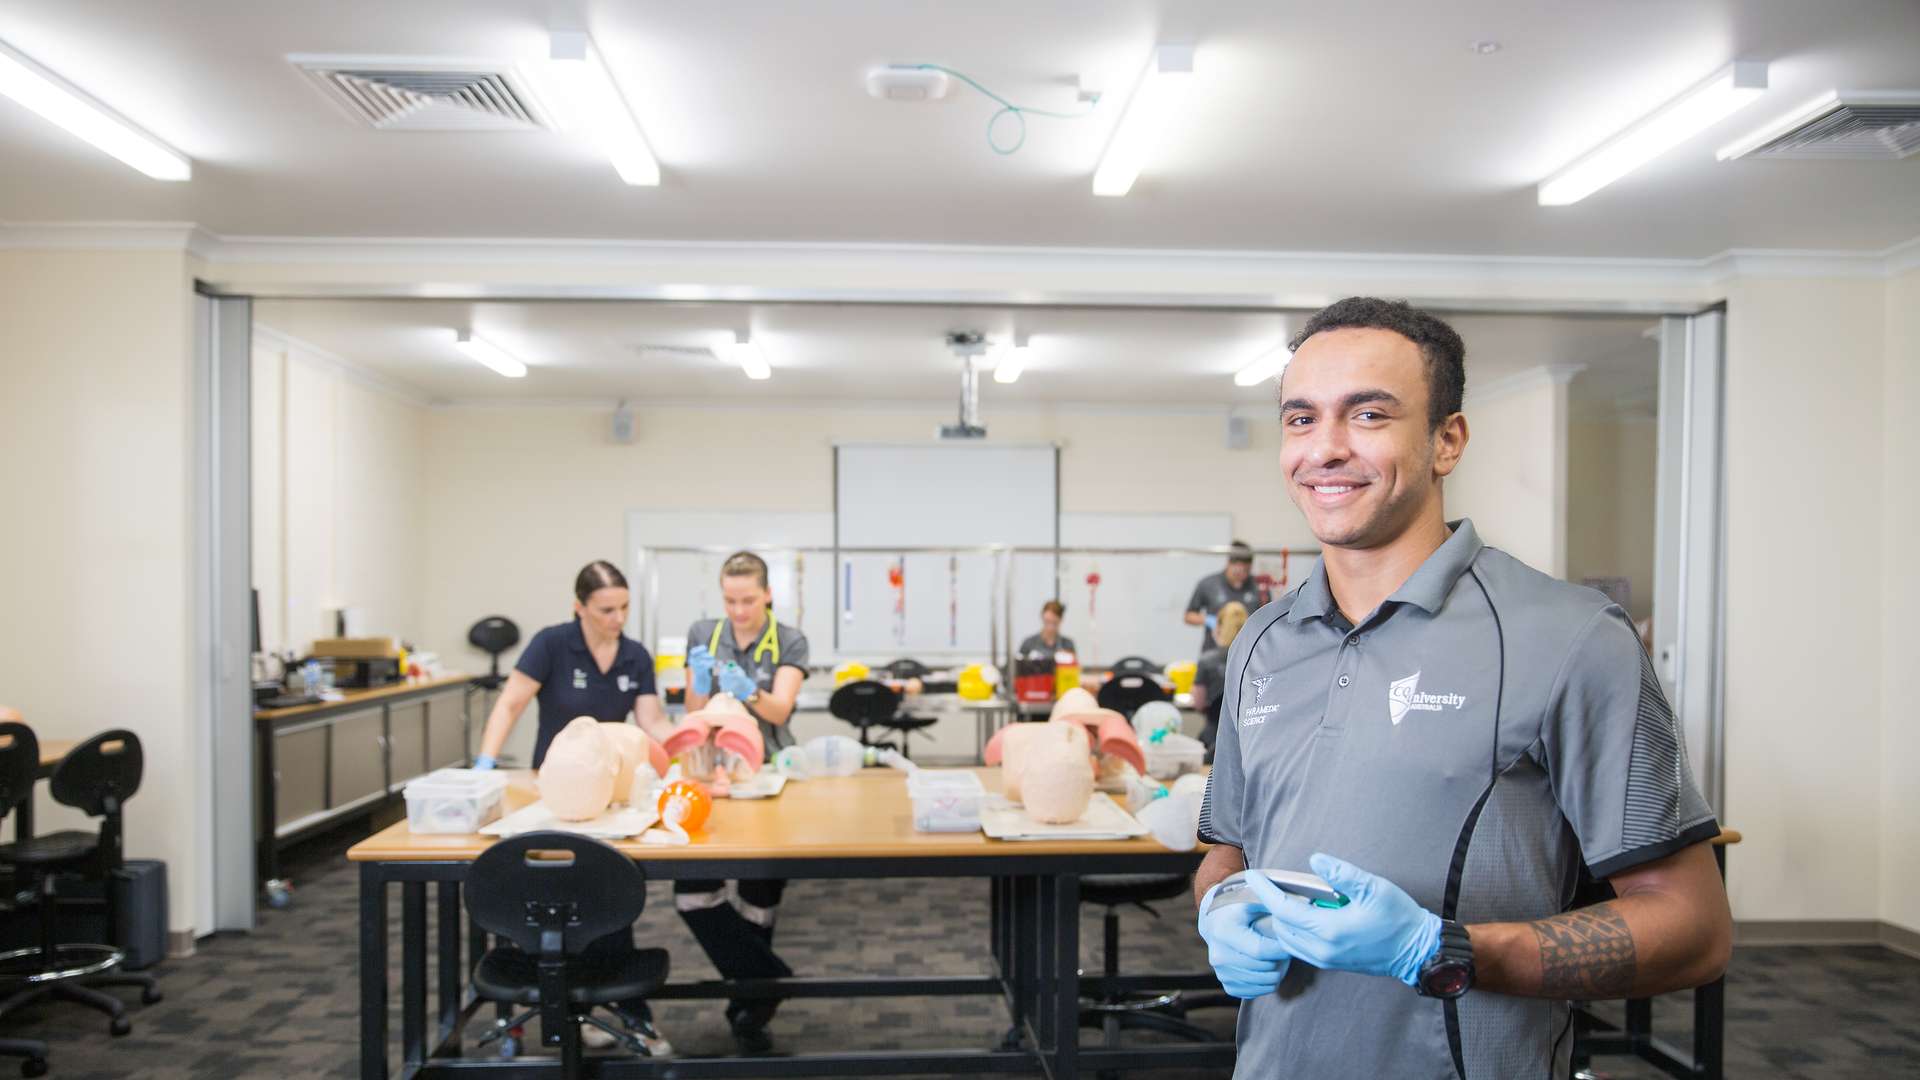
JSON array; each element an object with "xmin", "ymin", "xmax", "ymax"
[
  {"xmin": 1204, "ymin": 611, "xmax": 1219, "ymax": 631},
  {"xmin": 1197, "ymin": 879, "xmax": 1294, "ymax": 999},
  {"xmin": 471, "ymin": 755, "xmax": 496, "ymax": 771},
  {"xmin": 1253, "ymin": 853, "xmax": 1443, "ymax": 988},
  {"xmin": 687, "ymin": 645, "xmax": 715, "ymax": 696},
  {"xmin": 718, "ymin": 662, "xmax": 757, "ymax": 701}
]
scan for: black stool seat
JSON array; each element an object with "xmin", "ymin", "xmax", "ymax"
[
  {"xmin": 0, "ymin": 830, "xmax": 99, "ymax": 867},
  {"xmin": 473, "ymin": 945, "xmax": 670, "ymax": 1006},
  {"xmin": 891, "ymin": 715, "xmax": 938, "ymax": 732},
  {"xmin": 1081, "ymin": 873, "xmax": 1191, "ymax": 907}
]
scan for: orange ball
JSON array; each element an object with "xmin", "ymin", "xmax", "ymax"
[{"xmin": 658, "ymin": 779, "xmax": 711, "ymax": 833}]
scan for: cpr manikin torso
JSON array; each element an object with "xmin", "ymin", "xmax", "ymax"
[
  {"xmin": 537, "ymin": 716, "xmax": 619, "ymax": 820},
  {"xmin": 1018, "ymin": 722, "xmax": 1096, "ymax": 824}
]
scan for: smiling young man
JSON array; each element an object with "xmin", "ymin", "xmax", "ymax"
[{"xmin": 1193, "ymin": 297, "xmax": 1731, "ymax": 1078}]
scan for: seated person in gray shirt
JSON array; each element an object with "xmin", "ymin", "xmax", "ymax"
[{"xmin": 1016, "ymin": 599, "xmax": 1076, "ymax": 658}]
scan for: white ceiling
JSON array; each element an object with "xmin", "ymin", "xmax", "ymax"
[
  {"xmin": 1, "ymin": 1, "xmax": 1917, "ymax": 257},
  {"xmin": 252, "ymin": 299, "xmax": 1656, "ymax": 408}
]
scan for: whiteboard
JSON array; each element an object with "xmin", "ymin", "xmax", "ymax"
[
  {"xmin": 626, "ymin": 511, "xmax": 835, "ymax": 657},
  {"xmin": 836, "ymin": 444, "xmax": 1057, "ymax": 547},
  {"xmin": 1039, "ymin": 513, "xmax": 1233, "ymax": 668}
]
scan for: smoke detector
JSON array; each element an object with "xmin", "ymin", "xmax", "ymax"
[
  {"xmin": 290, "ymin": 55, "xmax": 555, "ymax": 131},
  {"xmin": 866, "ymin": 66, "xmax": 952, "ymax": 103},
  {"xmin": 1718, "ymin": 90, "xmax": 1920, "ymax": 161}
]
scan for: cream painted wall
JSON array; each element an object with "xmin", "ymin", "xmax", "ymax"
[
  {"xmin": 0, "ymin": 250, "xmax": 201, "ymax": 934},
  {"xmin": 1566, "ymin": 413, "xmax": 1658, "ymax": 624},
  {"xmin": 251, "ymin": 338, "xmax": 427, "ymax": 656},
  {"xmin": 1722, "ymin": 277, "xmax": 1887, "ymax": 923},
  {"xmin": 1446, "ymin": 371, "xmax": 1571, "ymax": 576},
  {"xmin": 1881, "ymin": 269, "xmax": 1920, "ymax": 935}
]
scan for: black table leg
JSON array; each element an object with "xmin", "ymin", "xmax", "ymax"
[
  {"xmin": 1035, "ymin": 875, "xmax": 1055, "ymax": 1051},
  {"xmin": 1694, "ymin": 975, "xmax": 1724, "ymax": 1079},
  {"xmin": 1052, "ymin": 873, "xmax": 1080, "ymax": 1080},
  {"xmin": 360, "ymin": 864, "xmax": 389, "ymax": 1080},
  {"xmin": 14, "ymin": 786, "xmax": 30, "ymax": 843},
  {"xmin": 437, "ymin": 881, "xmax": 461, "ymax": 1057},
  {"xmin": 403, "ymin": 881, "xmax": 427, "ymax": 1068}
]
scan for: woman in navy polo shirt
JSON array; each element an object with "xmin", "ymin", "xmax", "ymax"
[{"xmin": 472, "ymin": 560, "xmax": 671, "ymax": 768}]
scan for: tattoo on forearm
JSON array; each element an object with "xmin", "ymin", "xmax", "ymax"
[{"xmin": 1531, "ymin": 902, "xmax": 1637, "ymax": 998}]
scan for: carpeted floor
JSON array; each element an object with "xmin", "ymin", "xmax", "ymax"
[{"xmin": 2, "ymin": 819, "xmax": 1915, "ymax": 1079}]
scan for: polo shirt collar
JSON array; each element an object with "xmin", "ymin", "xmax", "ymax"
[
  {"xmin": 1282, "ymin": 518, "xmax": 1483, "ymax": 623},
  {"xmin": 565, "ymin": 617, "xmax": 589, "ymax": 654}
]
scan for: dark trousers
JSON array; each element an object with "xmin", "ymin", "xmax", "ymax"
[
  {"xmin": 673, "ymin": 878, "xmax": 791, "ymax": 1029},
  {"xmin": 579, "ymin": 929, "xmax": 655, "ymax": 1025}
]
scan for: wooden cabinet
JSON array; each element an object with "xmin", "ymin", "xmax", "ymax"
[
  {"xmin": 329, "ymin": 707, "xmax": 387, "ymax": 809},
  {"xmin": 387, "ymin": 701, "xmax": 427, "ymax": 791},
  {"xmin": 424, "ymin": 689, "xmax": 469, "ymax": 771}
]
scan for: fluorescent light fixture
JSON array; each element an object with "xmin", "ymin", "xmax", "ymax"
[
  {"xmin": 1537, "ymin": 61, "xmax": 1767, "ymax": 206},
  {"xmin": 0, "ymin": 37, "xmax": 191, "ymax": 180},
  {"xmin": 1092, "ymin": 44, "xmax": 1195, "ymax": 197},
  {"xmin": 1715, "ymin": 88, "xmax": 1839, "ymax": 160},
  {"xmin": 548, "ymin": 29, "xmax": 660, "ymax": 186},
  {"xmin": 454, "ymin": 330, "xmax": 527, "ymax": 378},
  {"xmin": 1234, "ymin": 342, "xmax": 1291, "ymax": 387},
  {"xmin": 993, "ymin": 335, "xmax": 1030, "ymax": 384},
  {"xmin": 724, "ymin": 332, "xmax": 771, "ymax": 380}
]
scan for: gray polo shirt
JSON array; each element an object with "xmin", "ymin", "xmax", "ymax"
[
  {"xmin": 688, "ymin": 616, "xmax": 810, "ymax": 757},
  {"xmin": 1199, "ymin": 519, "xmax": 1717, "ymax": 1079},
  {"xmin": 1187, "ymin": 570, "xmax": 1268, "ymax": 653}
]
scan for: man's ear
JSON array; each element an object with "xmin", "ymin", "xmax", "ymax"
[{"xmin": 1431, "ymin": 413, "xmax": 1469, "ymax": 479}]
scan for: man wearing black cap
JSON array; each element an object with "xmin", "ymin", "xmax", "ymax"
[{"xmin": 1184, "ymin": 540, "xmax": 1269, "ymax": 655}]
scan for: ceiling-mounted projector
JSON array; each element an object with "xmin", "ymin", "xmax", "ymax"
[
  {"xmin": 867, "ymin": 65, "xmax": 951, "ymax": 102},
  {"xmin": 939, "ymin": 331, "xmax": 988, "ymax": 439}
]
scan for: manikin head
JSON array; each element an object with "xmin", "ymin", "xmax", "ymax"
[
  {"xmin": 1278, "ymin": 298, "xmax": 1469, "ymax": 552},
  {"xmin": 1039, "ymin": 600, "xmax": 1065, "ymax": 642},
  {"xmin": 572, "ymin": 560, "xmax": 630, "ymax": 642},
  {"xmin": 1223, "ymin": 541, "xmax": 1254, "ymax": 588},
  {"xmin": 719, "ymin": 551, "xmax": 773, "ymax": 637}
]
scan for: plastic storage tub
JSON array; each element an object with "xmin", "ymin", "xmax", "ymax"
[
  {"xmin": 1142, "ymin": 734, "xmax": 1206, "ymax": 781},
  {"xmin": 907, "ymin": 769, "xmax": 986, "ymax": 833},
  {"xmin": 404, "ymin": 768, "xmax": 508, "ymax": 834}
]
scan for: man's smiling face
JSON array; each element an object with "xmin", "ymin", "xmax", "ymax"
[{"xmin": 1278, "ymin": 327, "xmax": 1460, "ymax": 550}]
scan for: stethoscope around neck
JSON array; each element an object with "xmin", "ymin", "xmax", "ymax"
[{"xmin": 709, "ymin": 606, "xmax": 780, "ymax": 666}]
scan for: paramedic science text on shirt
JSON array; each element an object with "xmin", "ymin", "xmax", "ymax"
[{"xmin": 1192, "ymin": 297, "xmax": 1731, "ymax": 1079}]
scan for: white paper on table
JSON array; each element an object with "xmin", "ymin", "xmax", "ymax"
[
  {"xmin": 482, "ymin": 800, "xmax": 660, "ymax": 840},
  {"xmin": 978, "ymin": 794, "xmax": 1149, "ymax": 841},
  {"xmin": 725, "ymin": 772, "xmax": 789, "ymax": 800}
]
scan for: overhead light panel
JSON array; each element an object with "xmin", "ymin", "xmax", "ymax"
[
  {"xmin": 548, "ymin": 30, "xmax": 659, "ymax": 186},
  {"xmin": 0, "ymin": 37, "xmax": 191, "ymax": 180},
  {"xmin": 1537, "ymin": 61, "xmax": 1767, "ymax": 206},
  {"xmin": 1092, "ymin": 44, "xmax": 1194, "ymax": 197},
  {"xmin": 454, "ymin": 330, "xmax": 527, "ymax": 378},
  {"xmin": 993, "ymin": 334, "xmax": 1030, "ymax": 384},
  {"xmin": 724, "ymin": 332, "xmax": 772, "ymax": 380},
  {"xmin": 1234, "ymin": 342, "xmax": 1291, "ymax": 387}
]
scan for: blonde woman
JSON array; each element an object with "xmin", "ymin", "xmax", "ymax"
[{"xmin": 1193, "ymin": 600, "xmax": 1249, "ymax": 760}]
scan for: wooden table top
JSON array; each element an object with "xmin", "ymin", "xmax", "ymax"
[
  {"xmin": 39, "ymin": 739, "xmax": 74, "ymax": 767},
  {"xmin": 255, "ymin": 673, "xmax": 473, "ymax": 722},
  {"xmin": 348, "ymin": 767, "xmax": 1191, "ymax": 863}
]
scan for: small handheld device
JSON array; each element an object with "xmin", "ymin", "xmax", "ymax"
[{"xmin": 1207, "ymin": 869, "xmax": 1350, "ymax": 912}]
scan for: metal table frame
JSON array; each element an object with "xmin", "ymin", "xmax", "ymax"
[{"xmin": 358, "ymin": 848, "xmax": 1230, "ymax": 1079}]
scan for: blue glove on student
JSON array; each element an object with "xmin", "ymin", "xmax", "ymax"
[
  {"xmin": 718, "ymin": 663, "xmax": 757, "ymax": 701},
  {"xmin": 1203, "ymin": 611, "xmax": 1219, "ymax": 631},
  {"xmin": 1197, "ymin": 880, "xmax": 1294, "ymax": 999},
  {"xmin": 1255, "ymin": 853, "xmax": 1442, "ymax": 988},
  {"xmin": 471, "ymin": 755, "xmax": 496, "ymax": 771},
  {"xmin": 687, "ymin": 645, "xmax": 715, "ymax": 696}
]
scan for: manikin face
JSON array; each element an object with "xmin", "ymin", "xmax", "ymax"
[
  {"xmin": 722, "ymin": 574, "xmax": 772, "ymax": 633},
  {"xmin": 1277, "ymin": 327, "xmax": 1464, "ymax": 550},
  {"xmin": 1224, "ymin": 562, "xmax": 1250, "ymax": 588},
  {"xmin": 1041, "ymin": 609, "xmax": 1062, "ymax": 638},
  {"xmin": 574, "ymin": 587, "xmax": 630, "ymax": 640}
]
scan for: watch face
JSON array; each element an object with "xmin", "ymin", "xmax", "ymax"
[{"xmin": 1422, "ymin": 962, "xmax": 1473, "ymax": 999}]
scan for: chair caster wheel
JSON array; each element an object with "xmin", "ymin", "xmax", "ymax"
[
  {"xmin": 498, "ymin": 1035, "xmax": 521, "ymax": 1058},
  {"xmin": 21, "ymin": 1059, "xmax": 46, "ymax": 1078},
  {"xmin": 264, "ymin": 880, "xmax": 293, "ymax": 909},
  {"xmin": 142, "ymin": 987, "xmax": 163, "ymax": 1005},
  {"xmin": 110, "ymin": 1017, "xmax": 131, "ymax": 1037}
]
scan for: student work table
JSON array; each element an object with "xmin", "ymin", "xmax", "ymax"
[{"xmin": 348, "ymin": 767, "xmax": 1223, "ymax": 1080}]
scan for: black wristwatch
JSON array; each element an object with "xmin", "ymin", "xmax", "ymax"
[{"xmin": 1416, "ymin": 919, "xmax": 1475, "ymax": 999}]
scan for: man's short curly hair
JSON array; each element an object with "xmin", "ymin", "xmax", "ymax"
[{"xmin": 1287, "ymin": 297, "xmax": 1467, "ymax": 430}]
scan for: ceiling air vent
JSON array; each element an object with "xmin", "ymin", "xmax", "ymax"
[
  {"xmin": 1719, "ymin": 90, "xmax": 1920, "ymax": 161},
  {"xmin": 290, "ymin": 55, "xmax": 554, "ymax": 132}
]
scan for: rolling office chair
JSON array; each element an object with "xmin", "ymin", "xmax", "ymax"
[
  {"xmin": 1077, "ymin": 873, "xmax": 1233, "ymax": 1080},
  {"xmin": 1108, "ymin": 656, "xmax": 1160, "ymax": 676},
  {"xmin": 466, "ymin": 832, "xmax": 669, "ymax": 1079},
  {"xmin": 0, "ymin": 725, "xmax": 49, "ymax": 1077},
  {"xmin": 1096, "ymin": 672, "xmax": 1171, "ymax": 719},
  {"xmin": 827, "ymin": 680, "xmax": 938, "ymax": 759},
  {"xmin": 883, "ymin": 658, "xmax": 930, "ymax": 681},
  {"xmin": 0, "ymin": 730, "xmax": 162, "ymax": 1053},
  {"xmin": 468, "ymin": 616, "xmax": 521, "ymax": 692}
]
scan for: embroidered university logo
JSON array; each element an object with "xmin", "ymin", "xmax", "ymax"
[
  {"xmin": 1251, "ymin": 675, "xmax": 1276, "ymax": 703},
  {"xmin": 1240, "ymin": 674, "xmax": 1281, "ymax": 728},
  {"xmin": 1387, "ymin": 671, "xmax": 1466, "ymax": 725}
]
